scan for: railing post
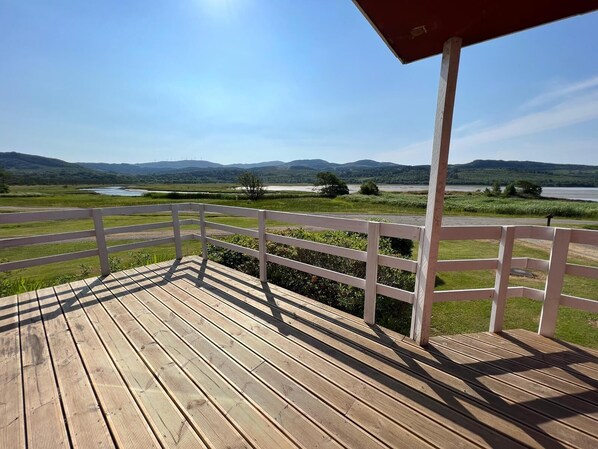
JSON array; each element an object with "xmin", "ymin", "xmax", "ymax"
[
  {"xmin": 199, "ymin": 204, "xmax": 208, "ymax": 259},
  {"xmin": 92, "ymin": 208, "xmax": 110, "ymax": 276},
  {"xmin": 171, "ymin": 204, "xmax": 183, "ymax": 259},
  {"xmin": 489, "ymin": 226, "xmax": 515, "ymax": 332},
  {"xmin": 258, "ymin": 210, "xmax": 267, "ymax": 282},
  {"xmin": 539, "ymin": 228, "xmax": 571, "ymax": 337},
  {"xmin": 364, "ymin": 221, "xmax": 380, "ymax": 324}
]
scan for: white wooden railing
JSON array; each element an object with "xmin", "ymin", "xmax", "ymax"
[{"xmin": 1, "ymin": 203, "xmax": 596, "ymax": 343}]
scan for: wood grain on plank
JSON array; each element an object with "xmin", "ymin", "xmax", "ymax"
[
  {"xmin": 96, "ymin": 274, "xmax": 253, "ymax": 449},
  {"xmin": 36, "ymin": 286, "xmax": 115, "ymax": 449},
  {"xmin": 75, "ymin": 279, "xmax": 206, "ymax": 449},
  {"xmin": 125, "ymin": 267, "xmax": 424, "ymax": 449},
  {"xmin": 19, "ymin": 290, "xmax": 70, "ymax": 449},
  {"xmin": 148, "ymin": 262, "xmax": 551, "ymax": 449},
  {"xmin": 105, "ymin": 269, "xmax": 331, "ymax": 449},
  {"xmin": 445, "ymin": 333, "xmax": 598, "ymax": 402},
  {"xmin": 139, "ymin": 264, "xmax": 520, "ymax": 449},
  {"xmin": 429, "ymin": 336, "xmax": 598, "ymax": 439},
  {"xmin": 184, "ymin": 261, "xmax": 588, "ymax": 449},
  {"xmin": 0, "ymin": 295, "xmax": 25, "ymax": 449},
  {"xmin": 54, "ymin": 282, "xmax": 161, "ymax": 449}
]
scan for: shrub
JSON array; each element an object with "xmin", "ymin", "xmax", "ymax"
[
  {"xmin": 314, "ymin": 172, "xmax": 349, "ymax": 198},
  {"xmin": 503, "ymin": 183, "xmax": 516, "ymax": 197},
  {"xmin": 208, "ymin": 228, "xmax": 415, "ymax": 333},
  {"xmin": 516, "ymin": 180, "xmax": 542, "ymax": 197},
  {"xmin": 359, "ymin": 181, "xmax": 380, "ymax": 195}
]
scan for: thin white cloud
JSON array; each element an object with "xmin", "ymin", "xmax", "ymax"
[
  {"xmin": 382, "ymin": 75, "xmax": 598, "ymax": 165},
  {"xmin": 452, "ymin": 119, "xmax": 484, "ymax": 135},
  {"xmin": 520, "ymin": 75, "xmax": 598, "ymax": 110},
  {"xmin": 453, "ymin": 91, "xmax": 598, "ymax": 149}
]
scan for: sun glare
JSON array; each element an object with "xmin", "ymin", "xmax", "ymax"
[{"xmin": 196, "ymin": 0, "xmax": 247, "ymax": 21}]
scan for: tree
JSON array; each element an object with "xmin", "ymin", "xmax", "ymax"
[
  {"xmin": 359, "ymin": 180, "xmax": 379, "ymax": 195},
  {"xmin": 515, "ymin": 180, "xmax": 542, "ymax": 197},
  {"xmin": 503, "ymin": 182, "xmax": 516, "ymax": 197},
  {"xmin": 491, "ymin": 181, "xmax": 501, "ymax": 196},
  {"xmin": 0, "ymin": 168, "xmax": 9, "ymax": 193},
  {"xmin": 314, "ymin": 172, "xmax": 349, "ymax": 198},
  {"xmin": 238, "ymin": 172, "xmax": 265, "ymax": 200}
]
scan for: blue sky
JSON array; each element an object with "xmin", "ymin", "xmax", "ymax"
[{"xmin": 1, "ymin": 0, "xmax": 597, "ymax": 165}]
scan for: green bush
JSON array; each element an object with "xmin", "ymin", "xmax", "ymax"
[
  {"xmin": 208, "ymin": 228, "xmax": 415, "ymax": 333},
  {"xmin": 359, "ymin": 181, "xmax": 380, "ymax": 196},
  {"xmin": 315, "ymin": 172, "xmax": 350, "ymax": 198},
  {"xmin": 516, "ymin": 180, "xmax": 542, "ymax": 197}
]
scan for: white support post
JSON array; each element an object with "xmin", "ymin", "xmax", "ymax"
[
  {"xmin": 258, "ymin": 210, "xmax": 267, "ymax": 282},
  {"xmin": 411, "ymin": 37, "xmax": 462, "ymax": 345},
  {"xmin": 92, "ymin": 208, "xmax": 110, "ymax": 276},
  {"xmin": 539, "ymin": 228, "xmax": 571, "ymax": 337},
  {"xmin": 364, "ymin": 221, "xmax": 380, "ymax": 324},
  {"xmin": 199, "ymin": 204, "xmax": 208, "ymax": 259},
  {"xmin": 490, "ymin": 226, "xmax": 515, "ymax": 332},
  {"xmin": 171, "ymin": 204, "xmax": 183, "ymax": 259}
]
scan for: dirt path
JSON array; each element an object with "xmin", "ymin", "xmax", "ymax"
[{"xmin": 518, "ymin": 239, "xmax": 597, "ymax": 264}]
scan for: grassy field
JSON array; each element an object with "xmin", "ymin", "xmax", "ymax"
[
  {"xmin": 429, "ymin": 239, "xmax": 598, "ymax": 346},
  {"xmin": 3, "ymin": 184, "xmax": 598, "ymax": 219},
  {"xmin": 1, "ymin": 184, "xmax": 597, "ymax": 347}
]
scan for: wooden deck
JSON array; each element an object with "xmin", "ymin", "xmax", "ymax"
[{"xmin": 1, "ymin": 258, "xmax": 597, "ymax": 449}]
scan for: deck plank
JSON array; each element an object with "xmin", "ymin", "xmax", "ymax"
[
  {"xmin": 506, "ymin": 329, "xmax": 598, "ymax": 367},
  {"xmin": 93, "ymin": 274, "xmax": 258, "ymax": 449},
  {"xmin": 72, "ymin": 280, "xmax": 206, "ymax": 449},
  {"xmin": 140, "ymin": 263, "xmax": 526, "ymax": 449},
  {"xmin": 429, "ymin": 336, "xmax": 598, "ymax": 437},
  {"xmin": 107, "ymin": 268, "xmax": 339, "ymax": 449},
  {"xmin": 190, "ymin": 259, "xmax": 598, "ymax": 449},
  {"xmin": 3, "ymin": 258, "xmax": 597, "ymax": 449},
  {"xmin": 53, "ymin": 283, "xmax": 161, "ymax": 449},
  {"xmin": 0, "ymin": 295, "xmax": 25, "ymax": 449},
  {"xmin": 497, "ymin": 330, "xmax": 598, "ymax": 379},
  {"xmin": 163, "ymin": 261, "xmax": 568, "ymax": 449},
  {"xmin": 445, "ymin": 333, "xmax": 598, "ymax": 402},
  {"xmin": 459, "ymin": 332, "xmax": 598, "ymax": 392},
  {"xmin": 128, "ymin": 266, "xmax": 433, "ymax": 449},
  {"xmin": 36, "ymin": 286, "xmax": 115, "ymax": 449},
  {"xmin": 19, "ymin": 290, "xmax": 70, "ymax": 449}
]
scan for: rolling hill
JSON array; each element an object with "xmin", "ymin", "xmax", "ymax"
[{"xmin": 1, "ymin": 152, "xmax": 597, "ymax": 187}]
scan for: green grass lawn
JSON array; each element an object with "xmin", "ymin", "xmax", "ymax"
[
  {"xmin": 0, "ymin": 239, "xmax": 202, "ymax": 294},
  {"xmin": 427, "ymin": 239, "xmax": 598, "ymax": 347},
  {"xmin": 1, "ymin": 185, "xmax": 597, "ymax": 347}
]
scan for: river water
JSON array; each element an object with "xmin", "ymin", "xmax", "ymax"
[{"xmin": 82, "ymin": 185, "xmax": 598, "ymax": 202}]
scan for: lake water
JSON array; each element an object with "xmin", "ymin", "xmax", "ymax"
[
  {"xmin": 82, "ymin": 185, "xmax": 598, "ymax": 202},
  {"xmin": 80, "ymin": 186, "xmax": 148, "ymax": 197}
]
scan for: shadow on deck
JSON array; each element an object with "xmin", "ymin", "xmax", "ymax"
[{"xmin": 1, "ymin": 257, "xmax": 597, "ymax": 449}]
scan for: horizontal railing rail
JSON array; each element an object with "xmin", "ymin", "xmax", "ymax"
[{"xmin": 1, "ymin": 202, "xmax": 596, "ymax": 341}]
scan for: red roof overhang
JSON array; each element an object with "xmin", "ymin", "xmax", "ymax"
[{"xmin": 353, "ymin": 1, "xmax": 598, "ymax": 63}]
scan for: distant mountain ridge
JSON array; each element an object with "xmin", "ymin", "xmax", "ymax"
[
  {"xmin": 1, "ymin": 151, "xmax": 597, "ymax": 187},
  {"xmin": 78, "ymin": 158, "xmax": 399, "ymax": 174},
  {"xmin": 0, "ymin": 152, "xmax": 123, "ymax": 184}
]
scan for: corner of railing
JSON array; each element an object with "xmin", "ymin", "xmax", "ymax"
[
  {"xmin": 198, "ymin": 203, "xmax": 208, "ymax": 260},
  {"xmin": 258, "ymin": 210, "xmax": 267, "ymax": 282},
  {"xmin": 364, "ymin": 220, "xmax": 380, "ymax": 324},
  {"xmin": 538, "ymin": 227, "xmax": 571, "ymax": 337},
  {"xmin": 91, "ymin": 208, "xmax": 110, "ymax": 276},
  {"xmin": 489, "ymin": 225, "xmax": 515, "ymax": 332},
  {"xmin": 171, "ymin": 204, "xmax": 183, "ymax": 259}
]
